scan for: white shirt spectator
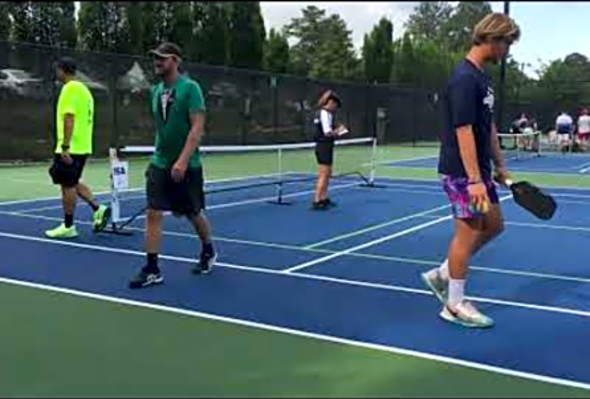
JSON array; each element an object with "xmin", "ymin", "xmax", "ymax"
[
  {"xmin": 556, "ymin": 113, "xmax": 573, "ymax": 134},
  {"xmin": 578, "ymin": 115, "xmax": 590, "ymax": 134}
]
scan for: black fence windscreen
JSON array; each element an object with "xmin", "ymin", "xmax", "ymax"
[{"xmin": 0, "ymin": 40, "xmax": 444, "ymax": 162}]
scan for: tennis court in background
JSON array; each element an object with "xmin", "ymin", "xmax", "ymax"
[
  {"xmin": 388, "ymin": 132, "xmax": 590, "ymax": 175},
  {"xmin": 1, "ymin": 143, "xmax": 590, "ymax": 397}
]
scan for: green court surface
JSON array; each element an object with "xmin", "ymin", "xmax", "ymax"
[
  {"xmin": 1, "ymin": 144, "xmax": 590, "ymax": 397},
  {"xmin": 1, "ymin": 283, "xmax": 587, "ymax": 398}
]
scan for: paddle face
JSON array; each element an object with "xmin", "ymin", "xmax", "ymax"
[{"xmin": 510, "ymin": 181, "xmax": 557, "ymax": 220}]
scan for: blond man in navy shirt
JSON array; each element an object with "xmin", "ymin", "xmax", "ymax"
[{"xmin": 421, "ymin": 13, "xmax": 521, "ymax": 328}]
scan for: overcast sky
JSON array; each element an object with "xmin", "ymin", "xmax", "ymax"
[{"xmin": 260, "ymin": 1, "xmax": 590, "ymax": 78}]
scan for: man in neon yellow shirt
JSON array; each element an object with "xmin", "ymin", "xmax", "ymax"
[{"xmin": 45, "ymin": 57, "xmax": 110, "ymax": 239}]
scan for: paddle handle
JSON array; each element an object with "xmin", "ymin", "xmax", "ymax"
[{"xmin": 493, "ymin": 174, "xmax": 514, "ymax": 188}]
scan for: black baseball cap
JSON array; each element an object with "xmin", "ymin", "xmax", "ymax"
[
  {"xmin": 149, "ymin": 42, "xmax": 182, "ymax": 61},
  {"xmin": 56, "ymin": 57, "xmax": 77, "ymax": 75}
]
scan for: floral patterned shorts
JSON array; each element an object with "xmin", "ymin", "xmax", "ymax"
[{"xmin": 441, "ymin": 175, "xmax": 499, "ymax": 219}]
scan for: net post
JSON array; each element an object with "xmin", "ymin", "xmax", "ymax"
[
  {"xmin": 369, "ymin": 137, "xmax": 377, "ymax": 186},
  {"xmin": 108, "ymin": 147, "xmax": 121, "ymax": 224},
  {"xmin": 269, "ymin": 147, "xmax": 292, "ymax": 205},
  {"xmin": 97, "ymin": 147, "xmax": 135, "ymax": 236}
]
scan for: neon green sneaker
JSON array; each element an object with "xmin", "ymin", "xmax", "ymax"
[
  {"xmin": 93, "ymin": 205, "xmax": 111, "ymax": 232},
  {"xmin": 440, "ymin": 300, "xmax": 494, "ymax": 329},
  {"xmin": 45, "ymin": 223, "xmax": 78, "ymax": 239}
]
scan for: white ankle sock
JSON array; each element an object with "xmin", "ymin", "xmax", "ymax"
[
  {"xmin": 448, "ymin": 279, "xmax": 465, "ymax": 308},
  {"xmin": 438, "ymin": 259, "xmax": 449, "ymax": 280}
]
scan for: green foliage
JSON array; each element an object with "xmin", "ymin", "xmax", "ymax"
[
  {"xmin": 9, "ymin": 2, "xmax": 63, "ymax": 45},
  {"xmin": 284, "ymin": 5, "xmax": 326, "ymax": 76},
  {"xmin": 0, "ymin": 2, "xmax": 9, "ymax": 40},
  {"xmin": 363, "ymin": 18, "xmax": 394, "ymax": 83},
  {"xmin": 58, "ymin": 2, "xmax": 77, "ymax": 48},
  {"xmin": 227, "ymin": 1, "xmax": 265, "ymax": 70},
  {"xmin": 309, "ymin": 14, "xmax": 358, "ymax": 81},
  {"xmin": 285, "ymin": 6, "xmax": 359, "ymax": 81},
  {"xmin": 169, "ymin": 2, "xmax": 193, "ymax": 53},
  {"xmin": 79, "ymin": 2, "xmax": 129, "ymax": 52},
  {"xmin": 265, "ymin": 28, "xmax": 289, "ymax": 74},
  {"xmin": 443, "ymin": 1, "xmax": 492, "ymax": 52},
  {"xmin": 192, "ymin": 2, "xmax": 229, "ymax": 65},
  {"xmin": 405, "ymin": 2, "xmax": 452, "ymax": 42},
  {"xmin": 125, "ymin": 2, "xmax": 143, "ymax": 55}
]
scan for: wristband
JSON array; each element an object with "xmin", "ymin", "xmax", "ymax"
[
  {"xmin": 468, "ymin": 179, "xmax": 482, "ymax": 185},
  {"xmin": 61, "ymin": 145, "xmax": 70, "ymax": 151}
]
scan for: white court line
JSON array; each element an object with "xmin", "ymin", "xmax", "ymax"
[
  {"xmin": 2, "ymin": 230, "xmax": 590, "ymax": 321},
  {"xmin": 551, "ymin": 192, "xmax": 590, "ymax": 199},
  {"xmin": 305, "ymin": 203, "xmax": 452, "ymax": 250},
  {"xmin": 13, "ymin": 174, "xmax": 290, "ymax": 214},
  {"xmin": 0, "ymin": 173, "xmax": 285, "ymax": 208},
  {"xmin": 4, "ymin": 210, "xmax": 590, "ymax": 286},
  {"xmin": 351, "ymin": 186, "xmax": 446, "ymax": 197},
  {"xmin": 378, "ymin": 155, "xmax": 438, "ymax": 166},
  {"xmin": 374, "ymin": 175, "xmax": 590, "ymax": 193},
  {"xmin": 131, "ymin": 182, "xmax": 358, "ymax": 220},
  {"xmin": 290, "ymin": 195, "xmax": 513, "ymax": 273},
  {"xmin": 416, "ymin": 214, "xmax": 590, "ymax": 235},
  {"xmin": 507, "ymin": 221, "xmax": 590, "ymax": 234},
  {"xmin": 288, "ymin": 217, "xmax": 454, "ymax": 273},
  {"xmin": 0, "ymin": 182, "xmax": 359, "ymax": 224},
  {"xmin": 551, "ymin": 199, "xmax": 590, "ymax": 206},
  {"xmin": 1, "ymin": 277, "xmax": 589, "ymax": 393}
]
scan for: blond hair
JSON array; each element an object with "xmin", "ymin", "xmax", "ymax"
[{"xmin": 472, "ymin": 13, "xmax": 520, "ymax": 46}]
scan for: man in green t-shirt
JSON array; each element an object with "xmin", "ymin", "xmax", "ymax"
[
  {"xmin": 129, "ymin": 43, "xmax": 216, "ymax": 289},
  {"xmin": 45, "ymin": 57, "xmax": 110, "ymax": 239}
]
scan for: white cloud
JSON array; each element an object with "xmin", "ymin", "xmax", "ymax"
[{"xmin": 260, "ymin": 2, "xmax": 418, "ymax": 51}]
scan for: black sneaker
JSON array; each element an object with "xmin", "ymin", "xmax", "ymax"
[
  {"xmin": 192, "ymin": 251, "xmax": 217, "ymax": 275},
  {"xmin": 129, "ymin": 268, "xmax": 164, "ymax": 289},
  {"xmin": 312, "ymin": 201, "xmax": 329, "ymax": 211},
  {"xmin": 324, "ymin": 198, "xmax": 337, "ymax": 208}
]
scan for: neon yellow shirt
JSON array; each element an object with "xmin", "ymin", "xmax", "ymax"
[{"xmin": 55, "ymin": 80, "xmax": 94, "ymax": 154}]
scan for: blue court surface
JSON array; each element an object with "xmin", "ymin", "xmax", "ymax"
[
  {"xmin": 1, "ymin": 174, "xmax": 590, "ymax": 390},
  {"xmin": 387, "ymin": 153, "xmax": 590, "ymax": 174}
]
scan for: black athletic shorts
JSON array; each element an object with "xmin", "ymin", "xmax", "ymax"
[
  {"xmin": 146, "ymin": 164, "xmax": 206, "ymax": 217},
  {"xmin": 315, "ymin": 141, "xmax": 334, "ymax": 166},
  {"xmin": 48, "ymin": 154, "xmax": 88, "ymax": 188}
]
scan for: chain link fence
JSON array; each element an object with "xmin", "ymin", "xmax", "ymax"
[{"xmin": 0, "ymin": 40, "xmax": 443, "ymax": 162}]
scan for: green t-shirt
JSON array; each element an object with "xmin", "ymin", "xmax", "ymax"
[
  {"xmin": 55, "ymin": 80, "xmax": 94, "ymax": 154},
  {"xmin": 150, "ymin": 75, "xmax": 206, "ymax": 169}
]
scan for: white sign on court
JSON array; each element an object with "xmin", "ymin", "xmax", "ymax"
[{"xmin": 111, "ymin": 161, "xmax": 129, "ymax": 191}]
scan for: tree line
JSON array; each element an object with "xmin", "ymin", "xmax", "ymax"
[
  {"xmin": 0, "ymin": 1, "xmax": 498, "ymax": 84},
  {"xmin": 1, "ymin": 1, "xmax": 589, "ymax": 127}
]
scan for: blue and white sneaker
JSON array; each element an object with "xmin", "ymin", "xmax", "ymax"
[
  {"xmin": 129, "ymin": 269, "xmax": 164, "ymax": 289},
  {"xmin": 440, "ymin": 300, "xmax": 494, "ymax": 329}
]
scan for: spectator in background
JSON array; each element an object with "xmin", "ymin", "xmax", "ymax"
[
  {"xmin": 577, "ymin": 109, "xmax": 590, "ymax": 151},
  {"xmin": 510, "ymin": 113, "xmax": 528, "ymax": 134},
  {"xmin": 556, "ymin": 111, "xmax": 574, "ymax": 153},
  {"xmin": 525, "ymin": 117, "xmax": 540, "ymax": 152}
]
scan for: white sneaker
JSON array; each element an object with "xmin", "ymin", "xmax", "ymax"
[{"xmin": 440, "ymin": 300, "xmax": 494, "ymax": 328}]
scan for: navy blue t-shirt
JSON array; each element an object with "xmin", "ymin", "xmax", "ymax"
[{"xmin": 438, "ymin": 59, "xmax": 495, "ymax": 179}]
